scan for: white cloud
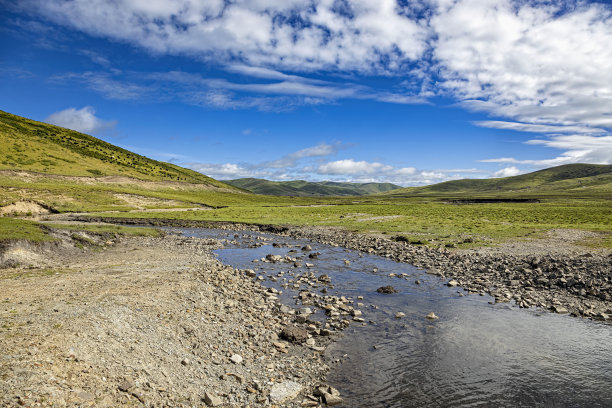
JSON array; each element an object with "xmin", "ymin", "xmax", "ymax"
[
  {"xmin": 266, "ymin": 143, "xmax": 341, "ymax": 168},
  {"xmin": 482, "ymin": 134, "xmax": 612, "ymax": 167},
  {"xmin": 493, "ymin": 166, "xmax": 521, "ymax": 178},
  {"xmin": 473, "ymin": 121, "xmax": 606, "ymax": 135},
  {"xmin": 318, "ymin": 159, "xmax": 393, "ymax": 175},
  {"xmin": 44, "ymin": 106, "xmax": 116, "ymax": 134},
  {"xmin": 22, "ymin": 0, "xmax": 428, "ymax": 73},
  {"xmin": 432, "ymin": 0, "xmax": 612, "ymax": 132}
]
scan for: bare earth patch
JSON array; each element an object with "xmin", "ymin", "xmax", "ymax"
[
  {"xmin": 0, "ymin": 235, "xmax": 330, "ymax": 407},
  {"xmin": 0, "ymin": 201, "xmax": 50, "ymax": 216}
]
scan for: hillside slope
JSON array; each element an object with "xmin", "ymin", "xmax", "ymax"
[
  {"xmin": 224, "ymin": 178, "xmax": 402, "ymax": 196},
  {"xmin": 0, "ymin": 110, "xmax": 233, "ymax": 189},
  {"xmin": 387, "ymin": 164, "xmax": 612, "ymax": 196}
]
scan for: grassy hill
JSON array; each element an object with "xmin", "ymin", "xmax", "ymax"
[
  {"xmin": 224, "ymin": 178, "xmax": 401, "ymax": 196},
  {"xmin": 386, "ymin": 164, "xmax": 612, "ymax": 197},
  {"xmin": 0, "ymin": 110, "xmax": 231, "ymax": 188}
]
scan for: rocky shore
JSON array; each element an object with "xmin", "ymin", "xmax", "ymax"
[
  {"xmin": 283, "ymin": 226, "xmax": 612, "ymax": 321},
  {"xmin": 69, "ymin": 216, "xmax": 612, "ymax": 320},
  {"xmin": 0, "ymin": 232, "xmax": 344, "ymax": 407}
]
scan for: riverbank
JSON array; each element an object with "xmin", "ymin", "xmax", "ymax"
[
  {"xmin": 0, "ymin": 233, "xmax": 336, "ymax": 407},
  {"xmin": 68, "ymin": 216, "xmax": 612, "ymax": 320}
]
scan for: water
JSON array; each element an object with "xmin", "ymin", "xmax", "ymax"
[{"xmin": 178, "ymin": 228, "xmax": 612, "ymax": 407}]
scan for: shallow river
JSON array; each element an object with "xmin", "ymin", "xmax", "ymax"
[{"xmin": 179, "ymin": 228, "xmax": 612, "ymax": 408}]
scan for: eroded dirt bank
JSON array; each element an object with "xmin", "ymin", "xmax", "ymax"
[{"xmin": 0, "ymin": 234, "xmax": 336, "ymax": 407}]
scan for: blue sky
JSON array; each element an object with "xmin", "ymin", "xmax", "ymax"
[{"xmin": 1, "ymin": 0, "xmax": 611, "ymax": 186}]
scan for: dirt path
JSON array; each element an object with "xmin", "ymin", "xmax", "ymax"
[{"xmin": 0, "ymin": 235, "xmax": 332, "ymax": 407}]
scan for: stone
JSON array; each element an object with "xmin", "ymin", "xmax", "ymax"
[
  {"xmin": 554, "ymin": 305, "xmax": 569, "ymax": 314},
  {"xmin": 118, "ymin": 379, "xmax": 134, "ymax": 392},
  {"xmin": 395, "ymin": 312, "xmax": 405, "ymax": 318},
  {"xmin": 302, "ymin": 245, "xmax": 312, "ymax": 251},
  {"xmin": 280, "ymin": 326, "xmax": 309, "ymax": 343},
  {"xmin": 203, "ymin": 392, "xmax": 222, "ymax": 407},
  {"xmin": 447, "ymin": 280, "xmax": 459, "ymax": 287},
  {"xmin": 270, "ymin": 381, "xmax": 303, "ymax": 404},
  {"xmin": 376, "ymin": 285, "xmax": 398, "ymax": 294},
  {"xmin": 181, "ymin": 358, "xmax": 190, "ymax": 366},
  {"xmin": 229, "ymin": 354, "xmax": 243, "ymax": 364},
  {"xmin": 426, "ymin": 312, "xmax": 439, "ymax": 320}
]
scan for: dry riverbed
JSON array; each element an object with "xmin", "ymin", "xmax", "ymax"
[{"xmin": 0, "ymin": 231, "xmax": 339, "ymax": 407}]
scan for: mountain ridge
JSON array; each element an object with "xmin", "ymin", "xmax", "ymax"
[{"xmin": 224, "ymin": 178, "xmax": 402, "ymax": 196}]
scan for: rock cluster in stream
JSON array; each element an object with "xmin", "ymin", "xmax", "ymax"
[{"xmin": 278, "ymin": 227, "xmax": 612, "ymax": 321}]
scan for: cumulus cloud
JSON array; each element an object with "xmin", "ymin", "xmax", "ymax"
[
  {"xmin": 18, "ymin": 0, "xmax": 428, "ymax": 73},
  {"xmin": 492, "ymin": 166, "xmax": 521, "ymax": 178},
  {"xmin": 44, "ymin": 106, "xmax": 116, "ymax": 134},
  {"xmin": 432, "ymin": 0, "xmax": 612, "ymax": 132}
]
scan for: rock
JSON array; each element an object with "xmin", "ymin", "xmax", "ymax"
[
  {"xmin": 181, "ymin": 358, "xmax": 190, "ymax": 366},
  {"xmin": 318, "ymin": 274, "xmax": 332, "ymax": 283},
  {"xmin": 344, "ymin": 260, "xmax": 350, "ymax": 266},
  {"xmin": 376, "ymin": 285, "xmax": 398, "ymax": 294},
  {"xmin": 270, "ymin": 381, "xmax": 303, "ymax": 404},
  {"xmin": 229, "ymin": 354, "xmax": 243, "ymax": 364},
  {"xmin": 554, "ymin": 305, "xmax": 569, "ymax": 314},
  {"xmin": 425, "ymin": 312, "xmax": 439, "ymax": 320},
  {"xmin": 203, "ymin": 392, "xmax": 223, "ymax": 407},
  {"xmin": 314, "ymin": 385, "xmax": 343, "ymax": 406},
  {"xmin": 266, "ymin": 254, "xmax": 282, "ymax": 263},
  {"xmin": 244, "ymin": 269, "xmax": 257, "ymax": 277},
  {"xmin": 118, "ymin": 379, "xmax": 134, "ymax": 392},
  {"xmin": 302, "ymin": 245, "xmax": 312, "ymax": 251},
  {"xmin": 395, "ymin": 312, "xmax": 405, "ymax": 318},
  {"xmin": 447, "ymin": 280, "xmax": 459, "ymax": 287},
  {"xmin": 280, "ymin": 326, "xmax": 309, "ymax": 344}
]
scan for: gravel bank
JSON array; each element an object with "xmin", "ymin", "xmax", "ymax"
[
  {"xmin": 67, "ymin": 216, "xmax": 612, "ymax": 320},
  {"xmin": 0, "ymin": 233, "xmax": 339, "ymax": 407}
]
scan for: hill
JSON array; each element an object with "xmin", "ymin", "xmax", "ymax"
[
  {"xmin": 386, "ymin": 164, "xmax": 612, "ymax": 197},
  {"xmin": 0, "ymin": 110, "xmax": 232, "ymax": 188},
  {"xmin": 224, "ymin": 178, "xmax": 402, "ymax": 196}
]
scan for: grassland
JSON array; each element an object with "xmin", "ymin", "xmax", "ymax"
[
  {"xmin": 0, "ymin": 110, "xmax": 234, "ymax": 188},
  {"xmin": 1, "ymin": 110, "xmax": 610, "ymax": 249}
]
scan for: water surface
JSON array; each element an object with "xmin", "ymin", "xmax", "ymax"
[{"xmin": 179, "ymin": 228, "xmax": 612, "ymax": 407}]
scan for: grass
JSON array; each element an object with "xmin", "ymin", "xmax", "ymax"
[
  {"xmin": 0, "ymin": 217, "xmax": 56, "ymax": 243},
  {"xmin": 87, "ymin": 197, "xmax": 612, "ymax": 249},
  {"xmin": 0, "ymin": 110, "xmax": 235, "ymax": 188}
]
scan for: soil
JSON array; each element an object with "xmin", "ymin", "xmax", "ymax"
[{"xmin": 0, "ymin": 233, "xmax": 334, "ymax": 407}]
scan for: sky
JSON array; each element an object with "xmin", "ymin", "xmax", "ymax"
[{"xmin": 1, "ymin": 0, "xmax": 611, "ymax": 186}]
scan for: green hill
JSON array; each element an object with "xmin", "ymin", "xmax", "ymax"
[
  {"xmin": 387, "ymin": 164, "xmax": 612, "ymax": 197},
  {"xmin": 224, "ymin": 178, "xmax": 402, "ymax": 196},
  {"xmin": 0, "ymin": 110, "xmax": 232, "ymax": 188}
]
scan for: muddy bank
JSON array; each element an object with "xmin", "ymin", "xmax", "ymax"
[
  {"xmin": 70, "ymin": 216, "xmax": 612, "ymax": 320},
  {"xmin": 0, "ymin": 233, "xmax": 339, "ymax": 407}
]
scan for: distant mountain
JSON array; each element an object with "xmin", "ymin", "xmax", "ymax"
[
  {"xmin": 0, "ymin": 110, "xmax": 235, "ymax": 189},
  {"xmin": 224, "ymin": 178, "xmax": 402, "ymax": 196},
  {"xmin": 386, "ymin": 164, "xmax": 612, "ymax": 196}
]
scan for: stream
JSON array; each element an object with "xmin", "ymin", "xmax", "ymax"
[{"xmin": 178, "ymin": 228, "xmax": 612, "ymax": 407}]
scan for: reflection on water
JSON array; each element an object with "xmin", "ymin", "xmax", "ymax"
[{"xmin": 180, "ymin": 228, "xmax": 612, "ymax": 408}]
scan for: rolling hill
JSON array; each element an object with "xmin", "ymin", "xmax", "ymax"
[
  {"xmin": 224, "ymin": 178, "xmax": 402, "ymax": 196},
  {"xmin": 0, "ymin": 110, "xmax": 232, "ymax": 188},
  {"xmin": 386, "ymin": 164, "xmax": 612, "ymax": 197}
]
